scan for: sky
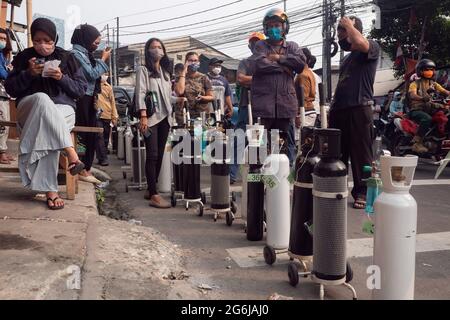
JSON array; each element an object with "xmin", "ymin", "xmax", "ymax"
[{"xmin": 10, "ymin": 0, "xmax": 376, "ymax": 66}]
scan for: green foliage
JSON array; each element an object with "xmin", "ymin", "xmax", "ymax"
[{"xmin": 371, "ymin": 1, "xmax": 450, "ymax": 77}]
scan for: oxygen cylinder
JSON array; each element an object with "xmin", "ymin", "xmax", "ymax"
[
  {"xmin": 172, "ymin": 129, "xmax": 184, "ymax": 193},
  {"xmin": 241, "ymin": 147, "xmax": 250, "ymax": 223},
  {"xmin": 131, "ymin": 126, "xmax": 146, "ymax": 184},
  {"xmin": 125, "ymin": 126, "xmax": 133, "ymax": 165},
  {"xmin": 117, "ymin": 126, "xmax": 125, "ymax": 160},
  {"xmin": 157, "ymin": 139, "xmax": 172, "ymax": 194},
  {"xmin": 211, "ymin": 133, "xmax": 231, "ymax": 210},
  {"xmin": 312, "ymin": 128, "xmax": 348, "ymax": 283},
  {"xmin": 264, "ymin": 153, "xmax": 291, "ymax": 250},
  {"xmin": 247, "ymin": 145, "xmax": 265, "ymax": 241},
  {"xmin": 373, "ymin": 155, "xmax": 418, "ymax": 300},
  {"xmin": 289, "ymin": 127, "xmax": 320, "ymax": 258},
  {"xmin": 183, "ymin": 129, "xmax": 202, "ymax": 200}
]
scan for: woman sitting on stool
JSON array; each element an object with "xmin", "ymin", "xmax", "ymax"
[{"xmin": 5, "ymin": 18, "xmax": 88, "ymax": 210}]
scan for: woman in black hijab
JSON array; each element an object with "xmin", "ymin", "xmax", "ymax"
[
  {"xmin": 71, "ymin": 24, "xmax": 111, "ymax": 182},
  {"xmin": 5, "ymin": 17, "xmax": 88, "ymax": 210}
]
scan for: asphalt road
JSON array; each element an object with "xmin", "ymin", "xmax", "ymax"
[{"xmin": 102, "ymin": 156, "xmax": 450, "ymax": 300}]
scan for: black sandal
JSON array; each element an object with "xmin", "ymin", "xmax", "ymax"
[
  {"xmin": 47, "ymin": 197, "xmax": 65, "ymax": 210},
  {"xmin": 68, "ymin": 161, "xmax": 85, "ymax": 176}
]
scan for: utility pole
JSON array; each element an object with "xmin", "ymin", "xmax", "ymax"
[
  {"xmin": 112, "ymin": 28, "xmax": 116, "ymax": 86},
  {"xmin": 26, "ymin": 0, "xmax": 33, "ymax": 47},
  {"xmin": 417, "ymin": 16, "xmax": 428, "ymax": 62},
  {"xmin": 322, "ymin": 0, "xmax": 332, "ymax": 103},
  {"xmin": 107, "ymin": 24, "xmax": 113, "ymax": 84},
  {"xmin": 340, "ymin": 0, "xmax": 345, "ymax": 66},
  {"xmin": 284, "ymin": 0, "xmax": 287, "ymax": 12},
  {"xmin": 116, "ymin": 17, "xmax": 120, "ymax": 86}
]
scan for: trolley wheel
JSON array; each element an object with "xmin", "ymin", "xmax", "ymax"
[
  {"xmin": 288, "ymin": 263, "xmax": 299, "ymax": 287},
  {"xmin": 346, "ymin": 262, "xmax": 354, "ymax": 283},
  {"xmin": 125, "ymin": 184, "xmax": 129, "ymax": 193},
  {"xmin": 263, "ymin": 245, "xmax": 277, "ymax": 266},
  {"xmin": 230, "ymin": 201, "xmax": 238, "ymax": 214},
  {"xmin": 231, "ymin": 191, "xmax": 237, "ymax": 202},
  {"xmin": 201, "ymin": 192, "xmax": 207, "ymax": 205},
  {"xmin": 198, "ymin": 205, "xmax": 204, "ymax": 217},
  {"xmin": 123, "ymin": 172, "xmax": 127, "ymax": 180},
  {"xmin": 226, "ymin": 211, "xmax": 234, "ymax": 227},
  {"xmin": 171, "ymin": 193, "xmax": 177, "ymax": 208}
]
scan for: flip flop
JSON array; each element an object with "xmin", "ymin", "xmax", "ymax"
[
  {"xmin": 47, "ymin": 197, "xmax": 65, "ymax": 210},
  {"xmin": 68, "ymin": 161, "xmax": 85, "ymax": 176}
]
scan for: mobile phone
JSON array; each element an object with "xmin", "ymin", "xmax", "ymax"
[{"xmin": 35, "ymin": 58, "xmax": 45, "ymax": 65}]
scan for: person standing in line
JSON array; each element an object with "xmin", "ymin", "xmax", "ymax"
[
  {"xmin": 0, "ymin": 28, "xmax": 14, "ymax": 165},
  {"xmin": 229, "ymin": 32, "xmax": 266, "ymax": 183},
  {"xmin": 206, "ymin": 57, "xmax": 234, "ymax": 118},
  {"xmin": 95, "ymin": 73, "xmax": 118, "ymax": 166},
  {"xmin": 249, "ymin": 9, "xmax": 306, "ymax": 157},
  {"xmin": 329, "ymin": 16, "xmax": 380, "ymax": 210},
  {"xmin": 137, "ymin": 38, "xmax": 186, "ymax": 208},
  {"xmin": 71, "ymin": 24, "xmax": 111, "ymax": 184}
]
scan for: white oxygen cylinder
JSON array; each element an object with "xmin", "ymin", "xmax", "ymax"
[
  {"xmin": 263, "ymin": 154, "xmax": 291, "ymax": 250},
  {"xmin": 373, "ymin": 155, "xmax": 419, "ymax": 300},
  {"xmin": 125, "ymin": 126, "xmax": 133, "ymax": 165},
  {"xmin": 241, "ymin": 147, "xmax": 249, "ymax": 223},
  {"xmin": 117, "ymin": 126, "xmax": 125, "ymax": 160},
  {"xmin": 158, "ymin": 139, "xmax": 173, "ymax": 193}
]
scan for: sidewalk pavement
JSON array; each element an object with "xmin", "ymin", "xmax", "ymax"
[{"xmin": 0, "ymin": 140, "xmax": 199, "ymax": 300}]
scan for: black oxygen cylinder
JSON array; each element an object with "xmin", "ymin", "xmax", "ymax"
[
  {"xmin": 289, "ymin": 127, "xmax": 320, "ymax": 257},
  {"xmin": 172, "ymin": 138, "xmax": 184, "ymax": 193},
  {"xmin": 112, "ymin": 126, "xmax": 118, "ymax": 154},
  {"xmin": 313, "ymin": 128, "xmax": 348, "ymax": 282},
  {"xmin": 211, "ymin": 135, "xmax": 230, "ymax": 210},
  {"xmin": 247, "ymin": 145, "xmax": 265, "ymax": 241},
  {"xmin": 183, "ymin": 129, "xmax": 202, "ymax": 200}
]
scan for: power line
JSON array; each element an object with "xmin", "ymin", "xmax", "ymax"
[{"xmin": 120, "ymin": 0, "xmax": 244, "ymax": 29}]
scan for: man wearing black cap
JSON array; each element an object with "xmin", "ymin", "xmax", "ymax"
[
  {"xmin": 330, "ymin": 16, "xmax": 380, "ymax": 210},
  {"xmin": 207, "ymin": 57, "xmax": 233, "ymax": 118}
]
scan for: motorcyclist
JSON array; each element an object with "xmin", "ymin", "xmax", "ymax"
[{"xmin": 408, "ymin": 59, "xmax": 450, "ymax": 153}]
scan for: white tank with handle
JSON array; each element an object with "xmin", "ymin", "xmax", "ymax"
[
  {"xmin": 125, "ymin": 126, "xmax": 133, "ymax": 165},
  {"xmin": 373, "ymin": 155, "xmax": 418, "ymax": 300},
  {"xmin": 117, "ymin": 126, "xmax": 125, "ymax": 160},
  {"xmin": 263, "ymin": 153, "xmax": 291, "ymax": 250},
  {"xmin": 158, "ymin": 140, "xmax": 173, "ymax": 193}
]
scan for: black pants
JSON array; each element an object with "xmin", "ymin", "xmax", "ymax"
[
  {"xmin": 96, "ymin": 119, "xmax": 112, "ymax": 163},
  {"xmin": 260, "ymin": 118, "xmax": 291, "ymax": 156},
  {"xmin": 76, "ymin": 95, "xmax": 97, "ymax": 171},
  {"xmin": 329, "ymin": 106, "xmax": 374, "ymax": 201},
  {"xmin": 144, "ymin": 118, "xmax": 170, "ymax": 197}
]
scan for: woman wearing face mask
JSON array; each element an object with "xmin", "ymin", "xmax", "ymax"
[
  {"xmin": 0, "ymin": 27, "xmax": 14, "ymax": 165},
  {"xmin": 4, "ymin": 18, "xmax": 88, "ymax": 210},
  {"xmin": 174, "ymin": 52, "xmax": 214, "ymax": 120},
  {"xmin": 136, "ymin": 38, "xmax": 186, "ymax": 208},
  {"xmin": 71, "ymin": 24, "xmax": 111, "ymax": 184}
]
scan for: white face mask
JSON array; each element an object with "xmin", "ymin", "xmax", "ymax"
[
  {"xmin": 211, "ymin": 67, "xmax": 222, "ymax": 76},
  {"xmin": 101, "ymin": 75, "xmax": 109, "ymax": 83}
]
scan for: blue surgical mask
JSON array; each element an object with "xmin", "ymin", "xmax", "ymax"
[
  {"xmin": 0, "ymin": 41, "xmax": 6, "ymax": 50},
  {"xmin": 188, "ymin": 62, "xmax": 200, "ymax": 73},
  {"xmin": 267, "ymin": 27, "xmax": 283, "ymax": 41}
]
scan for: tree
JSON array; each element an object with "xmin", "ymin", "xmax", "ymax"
[{"xmin": 371, "ymin": 0, "xmax": 450, "ymax": 78}]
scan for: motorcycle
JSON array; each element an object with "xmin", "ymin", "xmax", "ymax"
[{"xmin": 384, "ymin": 96, "xmax": 450, "ymax": 162}]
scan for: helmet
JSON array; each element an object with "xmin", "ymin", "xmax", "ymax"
[
  {"xmin": 249, "ymin": 32, "xmax": 266, "ymax": 43},
  {"xmin": 416, "ymin": 59, "xmax": 436, "ymax": 78},
  {"xmin": 263, "ymin": 8, "xmax": 290, "ymax": 36}
]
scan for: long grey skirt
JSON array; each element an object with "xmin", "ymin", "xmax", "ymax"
[{"xmin": 17, "ymin": 93, "xmax": 75, "ymax": 192}]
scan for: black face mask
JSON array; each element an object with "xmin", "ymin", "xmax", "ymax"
[{"xmin": 339, "ymin": 38, "xmax": 352, "ymax": 52}]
